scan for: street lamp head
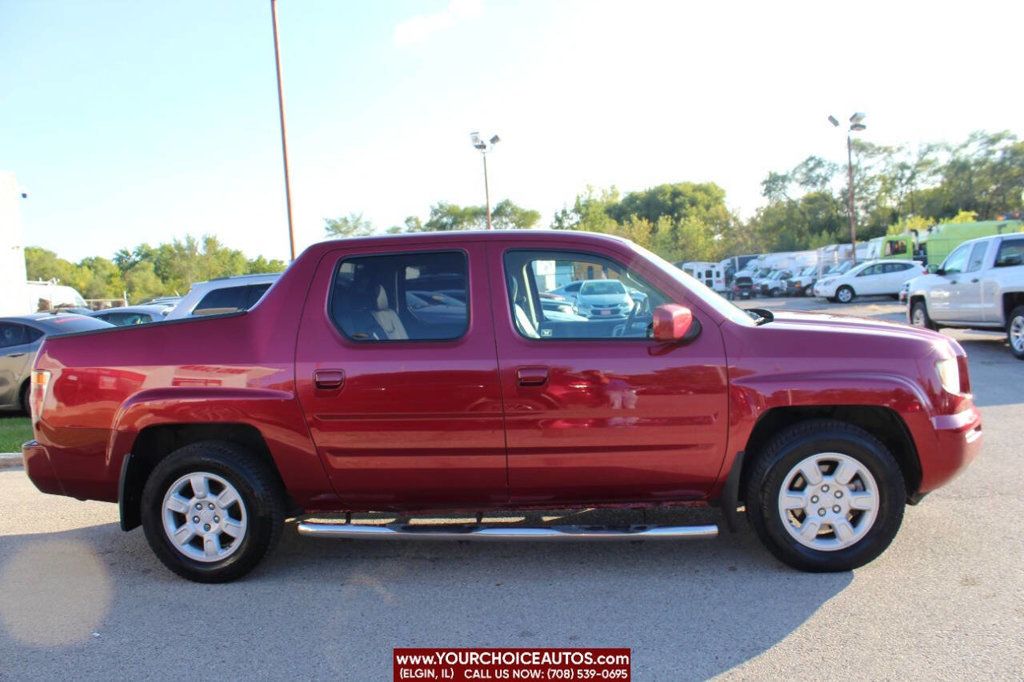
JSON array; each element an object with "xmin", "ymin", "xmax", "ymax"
[
  {"xmin": 489, "ymin": 134, "xmax": 500, "ymax": 145},
  {"xmin": 850, "ymin": 122, "xmax": 866, "ymax": 132},
  {"xmin": 828, "ymin": 115, "xmax": 840, "ymax": 127},
  {"xmin": 849, "ymin": 112, "xmax": 866, "ymax": 124},
  {"xmin": 470, "ymin": 131, "xmax": 487, "ymax": 150}
]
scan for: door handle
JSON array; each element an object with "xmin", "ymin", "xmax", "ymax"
[
  {"xmin": 313, "ymin": 369, "xmax": 345, "ymax": 390},
  {"xmin": 971, "ymin": 278, "xmax": 980, "ymax": 283},
  {"xmin": 6, "ymin": 353, "xmax": 25, "ymax": 358},
  {"xmin": 516, "ymin": 366, "xmax": 549, "ymax": 387}
]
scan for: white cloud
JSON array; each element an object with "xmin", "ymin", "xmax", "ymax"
[{"xmin": 393, "ymin": 0, "xmax": 483, "ymax": 47}]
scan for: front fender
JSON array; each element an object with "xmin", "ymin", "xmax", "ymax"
[{"xmin": 712, "ymin": 371, "xmax": 935, "ymax": 499}]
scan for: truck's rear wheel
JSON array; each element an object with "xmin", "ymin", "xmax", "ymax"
[
  {"xmin": 140, "ymin": 441, "xmax": 285, "ymax": 583},
  {"xmin": 745, "ymin": 420, "xmax": 905, "ymax": 572},
  {"xmin": 1009, "ymin": 305, "xmax": 1024, "ymax": 360}
]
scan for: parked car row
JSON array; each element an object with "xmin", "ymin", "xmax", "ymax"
[{"xmin": 725, "ymin": 261, "xmax": 854, "ymax": 300}]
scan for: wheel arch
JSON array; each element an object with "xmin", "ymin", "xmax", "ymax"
[
  {"xmin": 1002, "ymin": 291, "xmax": 1024, "ymax": 324},
  {"xmin": 120, "ymin": 423, "xmax": 298, "ymax": 531},
  {"xmin": 735, "ymin": 405, "xmax": 921, "ymax": 506},
  {"xmin": 18, "ymin": 377, "xmax": 30, "ymax": 413}
]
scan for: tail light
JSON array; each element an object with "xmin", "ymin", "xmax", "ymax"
[
  {"xmin": 957, "ymin": 355, "xmax": 971, "ymax": 395},
  {"xmin": 30, "ymin": 370, "xmax": 51, "ymax": 423}
]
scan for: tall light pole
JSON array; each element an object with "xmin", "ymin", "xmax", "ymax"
[
  {"xmin": 470, "ymin": 131, "xmax": 500, "ymax": 229},
  {"xmin": 270, "ymin": 0, "xmax": 296, "ymax": 260},
  {"xmin": 829, "ymin": 112, "xmax": 866, "ymax": 264}
]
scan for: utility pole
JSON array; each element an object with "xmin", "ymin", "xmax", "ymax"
[
  {"xmin": 846, "ymin": 132, "xmax": 857, "ymax": 262},
  {"xmin": 482, "ymin": 153, "xmax": 492, "ymax": 230},
  {"xmin": 829, "ymin": 113, "xmax": 866, "ymax": 264},
  {"xmin": 270, "ymin": 0, "xmax": 296, "ymax": 260},
  {"xmin": 470, "ymin": 132, "xmax": 500, "ymax": 229}
]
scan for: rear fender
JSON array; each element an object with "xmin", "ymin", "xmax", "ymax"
[{"xmin": 109, "ymin": 388, "xmax": 338, "ymax": 513}]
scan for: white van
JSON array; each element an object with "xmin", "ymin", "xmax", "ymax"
[
  {"xmin": 26, "ymin": 280, "xmax": 87, "ymax": 312},
  {"xmin": 679, "ymin": 261, "xmax": 727, "ymax": 293}
]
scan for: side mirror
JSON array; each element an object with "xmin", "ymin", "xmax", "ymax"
[
  {"xmin": 652, "ymin": 304, "xmax": 696, "ymax": 342},
  {"xmin": 935, "ymin": 268, "xmax": 946, "ymax": 276}
]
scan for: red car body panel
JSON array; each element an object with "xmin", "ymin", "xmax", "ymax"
[{"xmin": 23, "ymin": 231, "xmax": 982, "ymax": 515}]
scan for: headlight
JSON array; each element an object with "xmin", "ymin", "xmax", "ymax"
[{"xmin": 935, "ymin": 358, "xmax": 960, "ymax": 394}]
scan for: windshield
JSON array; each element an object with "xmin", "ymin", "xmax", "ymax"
[
  {"xmin": 632, "ymin": 243, "xmax": 755, "ymax": 327},
  {"xmin": 580, "ymin": 280, "xmax": 626, "ymax": 296}
]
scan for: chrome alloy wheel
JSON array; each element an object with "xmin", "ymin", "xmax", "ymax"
[
  {"xmin": 777, "ymin": 453, "xmax": 879, "ymax": 551},
  {"xmin": 1011, "ymin": 314, "xmax": 1024, "ymax": 353},
  {"xmin": 162, "ymin": 472, "xmax": 248, "ymax": 562}
]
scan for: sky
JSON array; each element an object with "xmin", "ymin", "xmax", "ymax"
[{"xmin": 3, "ymin": 0, "xmax": 1023, "ymax": 263}]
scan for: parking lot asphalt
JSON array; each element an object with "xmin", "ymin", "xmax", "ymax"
[{"xmin": 1, "ymin": 296, "xmax": 1022, "ymax": 680}]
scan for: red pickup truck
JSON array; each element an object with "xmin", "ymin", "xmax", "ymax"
[{"xmin": 22, "ymin": 231, "xmax": 982, "ymax": 582}]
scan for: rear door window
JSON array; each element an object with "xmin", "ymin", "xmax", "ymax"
[
  {"xmin": 330, "ymin": 251, "xmax": 468, "ymax": 342},
  {"xmin": 995, "ymin": 238, "xmax": 1024, "ymax": 267},
  {"xmin": 0, "ymin": 323, "xmax": 32, "ymax": 348}
]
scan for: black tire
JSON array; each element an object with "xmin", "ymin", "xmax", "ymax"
[
  {"xmin": 744, "ymin": 419, "xmax": 905, "ymax": 572},
  {"xmin": 1008, "ymin": 305, "xmax": 1024, "ymax": 360},
  {"xmin": 803, "ymin": 285, "xmax": 813, "ymax": 297},
  {"xmin": 769, "ymin": 288, "xmax": 781, "ymax": 298},
  {"xmin": 140, "ymin": 441, "xmax": 286, "ymax": 583},
  {"xmin": 836, "ymin": 285, "xmax": 855, "ymax": 304},
  {"xmin": 910, "ymin": 300, "xmax": 939, "ymax": 331},
  {"xmin": 19, "ymin": 381, "xmax": 30, "ymax": 416}
]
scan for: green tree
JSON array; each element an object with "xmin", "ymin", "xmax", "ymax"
[
  {"xmin": 324, "ymin": 213, "xmax": 374, "ymax": 238},
  {"xmin": 422, "ymin": 202, "xmax": 485, "ymax": 231},
  {"xmin": 123, "ymin": 261, "xmax": 166, "ymax": 302},
  {"xmin": 77, "ymin": 257, "xmax": 124, "ymax": 299},
  {"xmin": 246, "ymin": 256, "xmax": 288, "ymax": 274},
  {"xmin": 490, "ymin": 200, "xmax": 541, "ymax": 229},
  {"xmin": 24, "ymin": 247, "xmax": 76, "ymax": 284}
]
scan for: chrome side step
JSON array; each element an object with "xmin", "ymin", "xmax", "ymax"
[{"xmin": 296, "ymin": 522, "xmax": 718, "ymax": 541}]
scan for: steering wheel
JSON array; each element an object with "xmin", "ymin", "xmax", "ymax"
[{"xmin": 614, "ymin": 297, "xmax": 642, "ymax": 338}]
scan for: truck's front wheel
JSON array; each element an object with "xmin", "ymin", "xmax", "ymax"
[
  {"xmin": 910, "ymin": 300, "xmax": 939, "ymax": 331},
  {"xmin": 745, "ymin": 420, "xmax": 905, "ymax": 572},
  {"xmin": 140, "ymin": 441, "xmax": 285, "ymax": 583},
  {"xmin": 1009, "ymin": 305, "xmax": 1024, "ymax": 360}
]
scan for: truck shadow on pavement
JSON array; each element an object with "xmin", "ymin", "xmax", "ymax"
[{"xmin": 0, "ymin": 508, "xmax": 853, "ymax": 680}]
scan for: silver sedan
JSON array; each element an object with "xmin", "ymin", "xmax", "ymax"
[{"xmin": 0, "ymin": 313, "xmax": 112, "ymax": 412}]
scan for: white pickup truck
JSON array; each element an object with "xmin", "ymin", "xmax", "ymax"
[{"xmin": 906, "ymin": 233, "xmax": 1024, "ymax": 359}]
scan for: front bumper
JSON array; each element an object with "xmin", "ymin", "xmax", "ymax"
[
  {"xmin": 919, "ymin": 405, "xmax": 983, "ymax": 494},
  {"xmin": 21, "ymin": 440, "xmax": 65, "ymax": 496}
]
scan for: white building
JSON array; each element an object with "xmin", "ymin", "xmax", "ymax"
[{"xmin": 0, "ymin": 171, "xmax": 29, "ymax": 316}]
